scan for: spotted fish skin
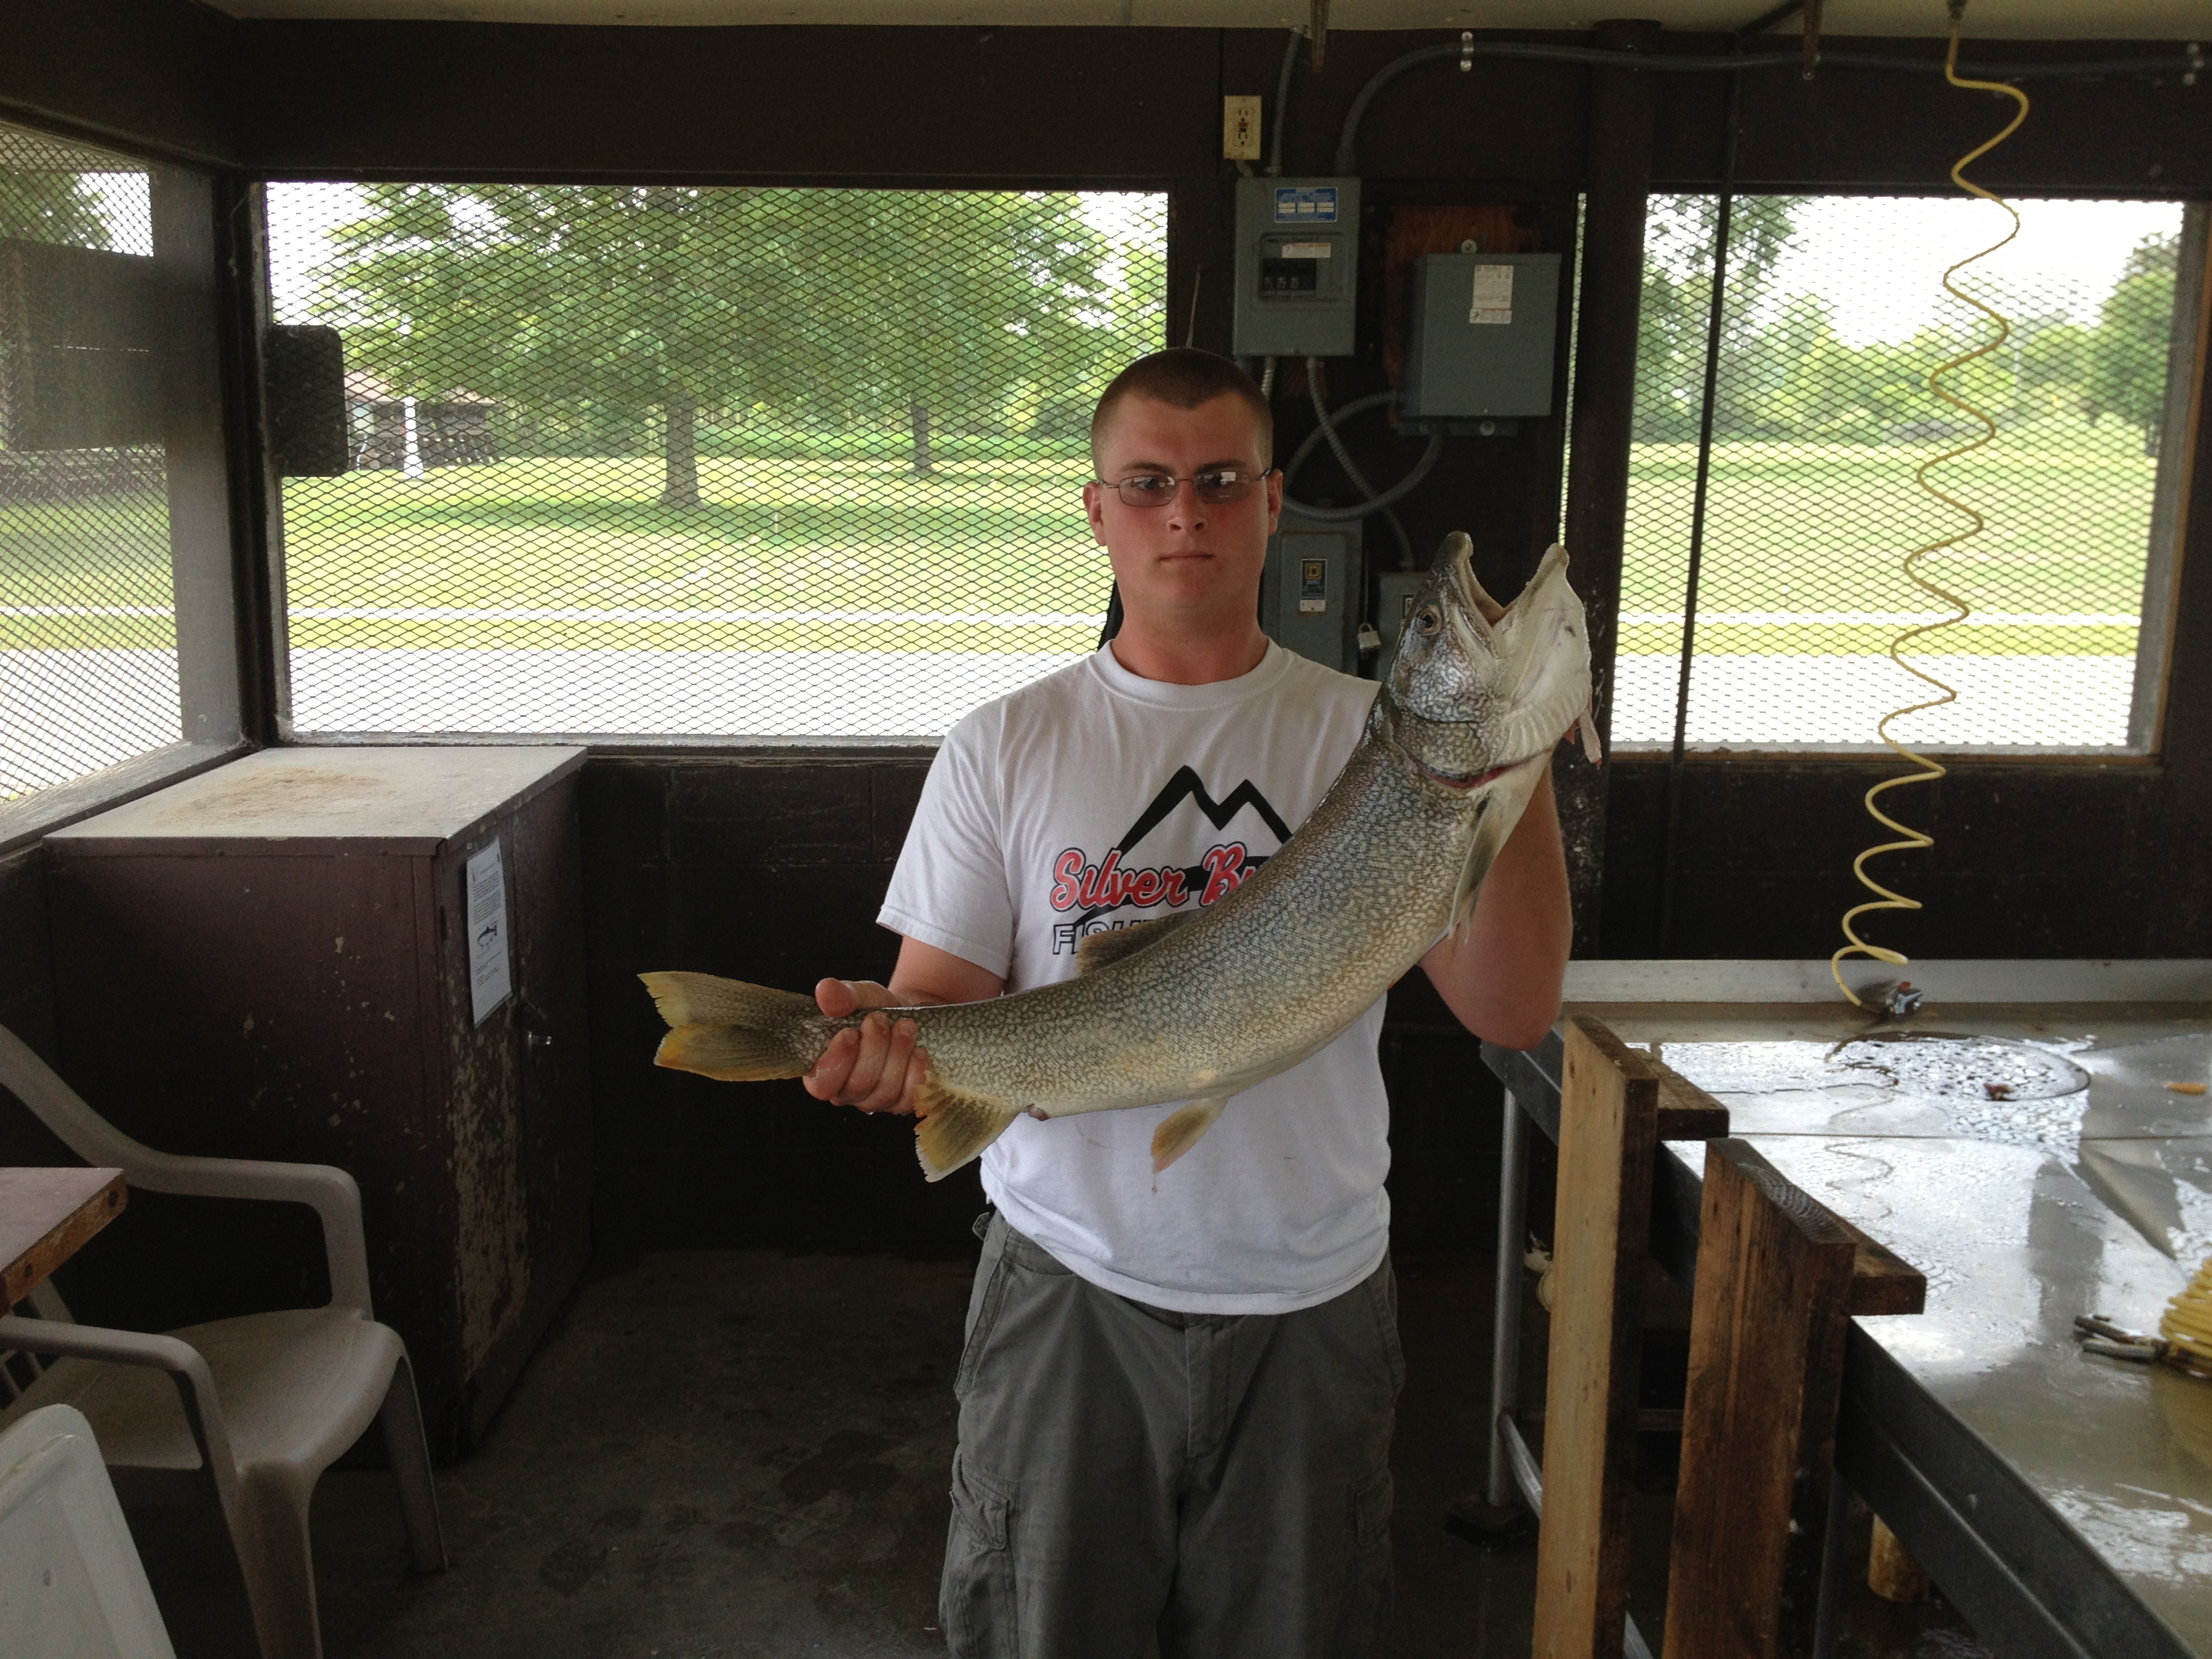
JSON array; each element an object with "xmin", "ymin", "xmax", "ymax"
[{"xmin": 642, "ymin": 533, "xmax": 1595, "ymax": 1180}]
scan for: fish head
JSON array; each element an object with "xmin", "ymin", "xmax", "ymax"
[{"xmin": 1378, "ymin": 535, "xmax": 1592, "ymax": 790}]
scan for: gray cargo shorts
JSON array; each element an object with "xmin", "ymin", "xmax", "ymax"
[{"xmin": 939, "ymin": 1210, "xmax": 1404, "ymax": 1659}]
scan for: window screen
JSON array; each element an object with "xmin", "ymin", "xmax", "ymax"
[
  {"xmin": 1615, "ymin": 194, "xmax": 2197, "ymax": 752},
  {"xmin": 263, "ymin": 185, "xmax": 1167, "ymax": 740},
  {"xmin": 0, "ymin": 124, "xmax": 173, "ymax": 804}
]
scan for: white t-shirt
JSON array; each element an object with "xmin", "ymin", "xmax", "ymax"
[{"xmin": 878, "ymin": 640, "xmax": 1390, "ymax": 1315}]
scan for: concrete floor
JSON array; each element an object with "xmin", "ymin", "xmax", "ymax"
[{"xmin": 129, "ymin": 1248, "xmax": 1990, "ymax": 1658}]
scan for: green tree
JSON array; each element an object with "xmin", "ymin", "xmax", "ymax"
[
  {"xmin": 2083, "ymin": 232, "xmax": 2179, "ymax": 455},
  {"xmin": 1633, "ymin": 194, "xmax": 1805, "ymax": 443},
  {"xmin": 315, "ymin": 185, "xmax": 1153, "ymax": 504},
  {"xmin": 0, "ymin": 170, "xmax": 115, "ymax": 249}
]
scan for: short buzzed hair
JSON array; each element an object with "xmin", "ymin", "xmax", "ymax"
[{"xmin": 1089, "ymin": 348, "xmax": 1273, "ymax": 472}]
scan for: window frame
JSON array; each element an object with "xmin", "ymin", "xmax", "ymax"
[
  {"xmin": 0, "ymin": 139, "xmax": 254, "ymax": 857},
  {"xmin": 1607, "ymin": 187, "xmax": 2209, "ymax": 764}
]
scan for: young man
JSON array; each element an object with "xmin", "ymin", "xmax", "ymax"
[{"xmin": 806, "ymin": 349, "xmax": 1571, "ymax": 1658}]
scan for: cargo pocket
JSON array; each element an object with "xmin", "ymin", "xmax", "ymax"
[{"xmin": 939, "ymin": 1454, "xmax": 1019, "ymax": 1659}]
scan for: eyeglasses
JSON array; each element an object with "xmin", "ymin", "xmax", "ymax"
[{"xmin": 1090, "ymin": 468, "xmax": 1273, "ymax": 508}]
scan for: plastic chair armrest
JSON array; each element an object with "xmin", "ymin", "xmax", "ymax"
[
  {"xmin": 0, "ymin": 1315, "xmax": 253, "ymax": 1536},
  {"xmin": 0, "ymin": 1314, "xmax": 205, "ymax": 1376},
  {"xmin": 127, "ymin": 1160, "xmax": 375, "ymax": 1317}
]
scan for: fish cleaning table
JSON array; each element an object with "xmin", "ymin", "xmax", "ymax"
[{"xmin": 1483, "ymin": 960, "xmax": 2212, "ymax": 1659}]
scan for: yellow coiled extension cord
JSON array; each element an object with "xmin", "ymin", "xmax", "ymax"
[{"xmin": 1832, "ymin": 4, "xmax": 2029, "ymax": 1008}]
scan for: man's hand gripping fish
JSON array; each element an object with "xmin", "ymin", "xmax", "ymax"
[{"xmin": 642, "ymin": 534, "xmax": 1598, "ymax": 1181}]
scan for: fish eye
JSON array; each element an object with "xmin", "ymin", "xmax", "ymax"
[{"xmin": 1412, "ymin": 607, "xmax": 1442, "ymax": 636}]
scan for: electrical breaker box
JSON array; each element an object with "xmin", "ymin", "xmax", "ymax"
[
  {"xmin": 1401, "ymin": 252, "xmax": 1563, "ymax": 425},
  {"xmin": 1260, "ymin": 512, "xmax": 1360, "ymax": 673},
  {"xmin": 1232, "ymin": 176, "xmax": 1361, "ymax": 359},
  {"xmin": 1373, "ymin": 569, "xmax": 1428, "ymax": 675}
]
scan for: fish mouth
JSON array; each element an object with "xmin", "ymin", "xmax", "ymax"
[{"xmin": 1411, "ymin": 758, "xmax": 1515, "ymax": 793}]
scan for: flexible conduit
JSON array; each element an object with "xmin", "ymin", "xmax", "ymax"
[
  {"xmin": 1830, "ymin": 4, "xmax": 2028, "ymax": 1007},
  {"xmin": 1280, "ymin": 371, "xmax": 1445, "ymax": 527}
]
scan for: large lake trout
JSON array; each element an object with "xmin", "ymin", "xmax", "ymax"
[{"xmin": 643, "ymin": 533, "xmax": 1596, "ymax": 1181}]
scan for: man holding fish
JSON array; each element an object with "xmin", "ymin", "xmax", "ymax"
[{"xmin": 661, "ymin": 348, "xmax": 1582, "ymax": 1656}]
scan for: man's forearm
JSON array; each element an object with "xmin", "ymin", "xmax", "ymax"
[{"xmin": 1418, "ymin": 767, "xmax": 1572, "ymax": 1050}]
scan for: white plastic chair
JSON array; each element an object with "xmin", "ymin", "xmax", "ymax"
[
  {"xmin": 0, "ymin": 1022, "xmax": 446, "ymax": 1659},
  {"xmin": 0, "ymin": 1402, "xmax": 177, "ymax": 1658}
]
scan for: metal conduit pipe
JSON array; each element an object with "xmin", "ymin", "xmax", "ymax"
[
  {"xmin": 1307, "ymin": 365, "xmax": 1386, "ymax": 503},
  {"xmin": 1265, "ymin": 26, "xmax": 1303, "ymax": 176},
  {"xmin": 1279, "ymin": 389, "xmax": 1416, "ymax": 565},
  {"xmin": 1274, "ymin": 384, "xmax": 1442, "ymax": 526},
  {"xmin": 1333, "ymin": 39, "xmax": 2203, "ymax": 171}
]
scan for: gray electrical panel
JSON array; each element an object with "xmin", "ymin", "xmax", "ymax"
[
  {"xmin": 1401, "ymin": 252, "xmax": 1563, "ymax": 426},
  {"xmin": 1373, "ymin": 569, "xmax": 1427, "ymax": 674},
  {"xmin": 1231, "ymin": 176, "xmax": 1361, "ymax": 359},
  {"xmin": 1260, "ymin": 511, "xmax": 1361, "ymax": 674}
]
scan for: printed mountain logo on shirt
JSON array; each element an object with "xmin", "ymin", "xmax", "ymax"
[{"xmin": 1046, "ymin": 766, "xmax": 1291, "ymax": 956}]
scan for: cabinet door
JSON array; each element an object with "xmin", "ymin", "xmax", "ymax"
[{"xmin": 431, "ymin": 775, "xmax": 594, "ymax": 1453}]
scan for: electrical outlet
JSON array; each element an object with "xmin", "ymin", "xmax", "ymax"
[{"xmin": 1223, "ymin": 96, "xmax": 1262, "ymax": 161}]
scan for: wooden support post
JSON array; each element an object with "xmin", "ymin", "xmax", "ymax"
[
  {"xmin": 1661, "ymin": 1139, "xmax": 1859, "ymax": 1659},
  {"xmin": 1532, "ymin": 1017, "xmax": 1660, "ymax": 1659},
  {"xmin": 1555, "ymin": 16, "xmax": 1659, "ymax": 958}
]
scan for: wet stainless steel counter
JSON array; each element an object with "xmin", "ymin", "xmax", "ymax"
[{"xmin": 1545, "ymin": 960, "xmax": 2212, "ymax": 1657}]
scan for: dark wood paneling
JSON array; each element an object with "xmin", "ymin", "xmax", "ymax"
[
  {"xmin": 1559, "ymin": 20, "xmax": 1661, "ymax": 960},
  {"xmin": 0, "ymin": 847, "xmax": 75, "ymax": 1169},
  {"xmin": 232, "ymin": 22, "xmax": 1217, "ymax": 183},
  {"xmin": 0, "ymin": 0, "xmax": 237, "ymax": 168},
  {"xmin": 199, "ymin": 23, "xmax": 2212, "ymax": 194},
  {"xmin": 1711, "ymin": 38, "xmax": 2212, "ymax": 195}
]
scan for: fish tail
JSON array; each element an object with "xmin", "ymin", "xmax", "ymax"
[{"xmin": 640, "ymin": 970, "xmax": 829, "ymax": 1081}]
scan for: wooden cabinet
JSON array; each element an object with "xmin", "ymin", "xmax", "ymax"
[{"xmin": 44, "ymin": 747, "xmax": 592, "ymax": 1461}]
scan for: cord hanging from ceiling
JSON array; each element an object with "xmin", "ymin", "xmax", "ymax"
[{"xmin": 1830, "ymin": 0, "xmax": 2028, "ymax": 1006}]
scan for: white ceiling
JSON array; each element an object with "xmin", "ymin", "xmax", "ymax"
[{"xmin": 200, "ymin": 0, "xmax": 2212, "ymax": 40}]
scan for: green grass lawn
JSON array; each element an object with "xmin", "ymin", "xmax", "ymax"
[
  {"xmin": 0, "ymin": 415, "xmax": 2161, "ymax": 660},
  {"xmin": 0, "ymin": 493, "xmax": 176, "ymax": 650},
  {"xmin": 1617, "ymin": 412, "xmax": 2158, "ymax": 657},
  {"xmin": 278, "ymin": 454, "xmax": 1112, "ymax": 655}
]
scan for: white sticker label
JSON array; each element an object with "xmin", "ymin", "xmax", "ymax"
[
  {"xmin": 1470, "ymin": 263, "xmax": 1515, "ymax": 325},
  {"xmin": 466, "ymin": 840, "xmax": 512, "ymax": 1026},
  {"xmin": 1273, "ymin": 186, "xmax": 1339, "ymax": 223},
  {"xmin": 1279, "ymin": 242, "xmax": 1333, "ymax": 260}
]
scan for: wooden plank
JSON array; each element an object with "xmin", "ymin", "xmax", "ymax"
[
  {"xmin": 1534, "ymin": 1016, "xmax": 1660, "ymax": 1659},
  {"xmin": 1645, "ymin": 1052, "xmax": 1920, "ymax": 1313},
  {"xmin": 0, "ymin": 1166, "xmax": 126, "ymax": 1313},
  {"xmin": 1662, "ymin": 1139, "xmax": 1857, "ymax": 1659},
  {"xmin": 1650, "ymin": 1056, "xmax": 1731, "ymax": 1142},
  {"xmin": 1835, "ymin": 1215, "xmax": 1927, "ymax": 1317}
]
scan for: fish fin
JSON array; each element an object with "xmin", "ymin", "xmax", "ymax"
[
  {"xmin": 1576, "ymin": 698, "xmax": 1604, "ymax": 767},
  {"xmin": 913, "ymin": 1071, "xmax": 1020, "ymax": 1183},
  {"xmin": 643, "ymin": 972, "xmax": 828, "ymax": 1080},
  {"xmin": 1450, "ymin": 793, "xmax": 1521, "ymax": 935},
  {"xmin": 1073, "ymin": 911, "xmax": 1200, "ymax": 975},
  {"xmin": 655, "ymin": 1022, "xmax": 813, "ymax": 1082},
  {"xmin": 640, "ymin": 970, "xmax": 817, "ymax": 1030},
  {"xmin": 1151, "ymin": 1094, "xmax": 1231, "ymax": 1173}
]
